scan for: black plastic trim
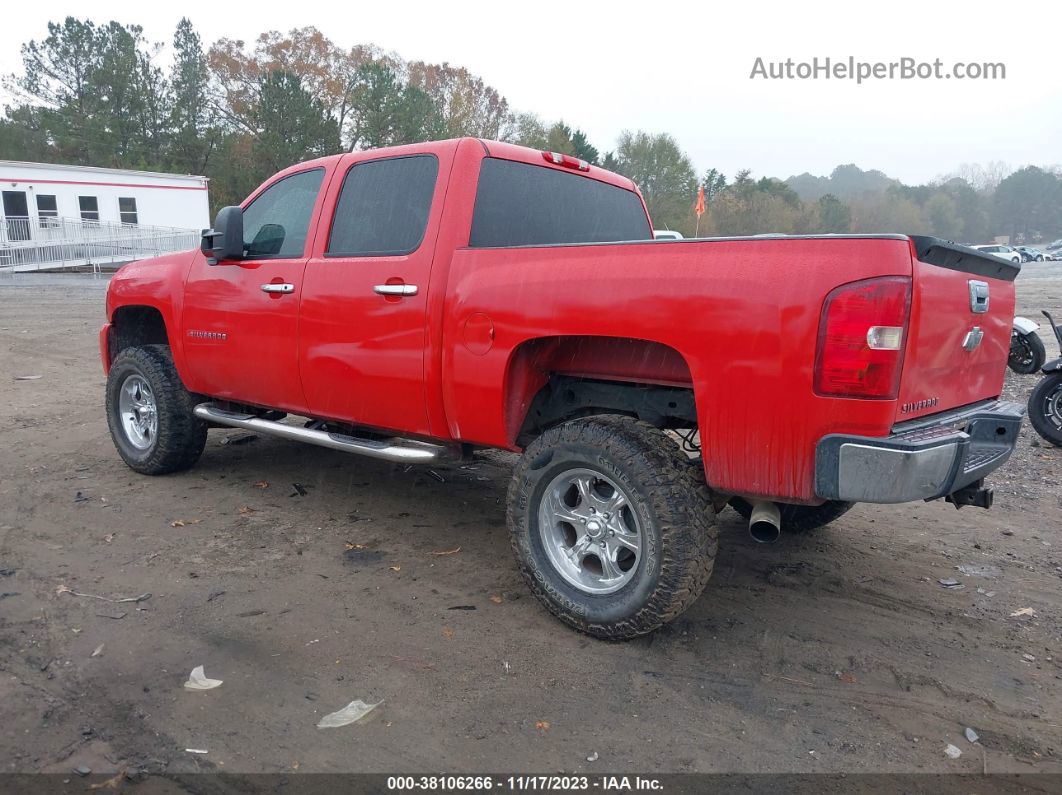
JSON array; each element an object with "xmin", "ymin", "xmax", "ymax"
[{"xmin": 909, "ymin": 235, "xmax": 1020, "ymax": 282}]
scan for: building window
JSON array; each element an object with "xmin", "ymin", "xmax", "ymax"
[
  {"xmin": 118, "ymin": 197, "xmax": 138, "ymax": 226},
  {"xmin": 36, "ymin": 194, "xmax": 58, "ymax": 228},
  {"xmin": 78, "ymin": 196, "xmax": 100, "ymax": 224}
]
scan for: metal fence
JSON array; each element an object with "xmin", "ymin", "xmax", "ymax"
[{"xmin": 0, "ymin": 215, "xmax": 201, "ymax": 272}]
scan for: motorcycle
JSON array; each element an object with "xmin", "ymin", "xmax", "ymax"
[
  {"xmin": 1027, "ymin": 311, "xmax": 1062, "ymax": 446},
  {"xmin": 1009, "ymin": 316, "xmax": 1046, "ymax": 374}
]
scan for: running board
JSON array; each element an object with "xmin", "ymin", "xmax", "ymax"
[{"xmin": 193, "ymin": 403, "xmax": 454, "ymax": 463}]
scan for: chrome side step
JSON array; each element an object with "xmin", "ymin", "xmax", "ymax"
[{"xmin": 193, "ymin": 403, "xmax": 454, "ymax": 463}]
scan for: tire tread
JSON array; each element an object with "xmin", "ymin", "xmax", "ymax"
[{"xmin": 507, "ymin": 415, "xmax": 717, "ymax": 640}]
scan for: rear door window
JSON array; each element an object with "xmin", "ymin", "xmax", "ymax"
[
  {"xmin": 469, "ymin": 158, "xmax": 651, "ymax": 248},
  {"xmin": 327, "ymin": 155, "xmax": 438, "ymax": 257}
]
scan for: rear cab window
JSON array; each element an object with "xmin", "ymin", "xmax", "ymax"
[{"xmin": 469, "ymin": 158, "xmax": 651, "ymax": 248}]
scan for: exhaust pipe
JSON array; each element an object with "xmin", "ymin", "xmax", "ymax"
[{"xmin": 748, "ymin": 501, "xmax": 781, "ymax": 544}]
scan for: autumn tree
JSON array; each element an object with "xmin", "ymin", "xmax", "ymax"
[
  {"xmin": 612, "ymin": 131, "xmax": 696, "ymax": 232},
  {"xmin": 407, "ymin": 62, "xmax": 509, "ymax": 139},
  {"xmin": 817, "ymin": 194, "xmax": 851, "ymax": 233},
  {"xmin": 993, "ymin": 167, "xmax": 1062, "ymax": 241}
]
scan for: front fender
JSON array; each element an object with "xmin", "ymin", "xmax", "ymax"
[
  {"xmin": 1013, "ymin": 316, "xmax": 1040, "ymax": 335},
  {"xmin": 1042, "ymin": 357, "xmax": 1062, "ymax": 374}
]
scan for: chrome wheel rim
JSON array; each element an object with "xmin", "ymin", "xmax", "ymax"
[
  {"xmin": 537, "ymin": 467, "xmax": 642, "ymax": 595},
  {"xmin": 118, "ymin": 374, "xmax": 157, "ymax": 451},
  {"xmin": 1044, "ymin": 383, "xmax": 1062, "ymax": 430}
]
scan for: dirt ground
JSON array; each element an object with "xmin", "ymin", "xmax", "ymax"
[{"xmin": 1, "ymin": 265, "xmax": 1061, "ymax": 780}]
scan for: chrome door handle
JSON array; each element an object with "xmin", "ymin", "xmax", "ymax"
[
  {"xmin": 261, "ymin": 283, "xmax": 295, "ymax": 294},
  {"xmin": 373, "ymin": 284, "xmax": 418, "ymax": 296}
]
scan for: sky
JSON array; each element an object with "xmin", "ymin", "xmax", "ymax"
[{"xmin": 1, "ymin": 0, "xmax": 1059, "ymax": 185}]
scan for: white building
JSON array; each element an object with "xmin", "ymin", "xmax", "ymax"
[{"xmin": 0, "ymin": 160, "xmax": 209, "ymax": 272}]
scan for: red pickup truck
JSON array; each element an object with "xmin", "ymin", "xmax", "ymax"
[{"xmin": 100, "ymin": 138, "xmax": 1023, "ymax": 638}]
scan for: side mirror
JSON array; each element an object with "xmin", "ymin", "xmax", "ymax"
[{"xmin": 200, "ymin": 206, "xmax": 244, "ymax": 264}]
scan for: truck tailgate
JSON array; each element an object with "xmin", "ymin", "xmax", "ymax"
[{"xmin": 894, "ymin": 237, "xmax": 1017, "ymax": 422}]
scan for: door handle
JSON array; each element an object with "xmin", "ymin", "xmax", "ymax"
[
  {"xmin": 261, "ymin": 283, "xmax": 295, "ymax": 294},
  {"xmin": 373, "ymin": 284, "xmax": 418, "ymax": 297}
]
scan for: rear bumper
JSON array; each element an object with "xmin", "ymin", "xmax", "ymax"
[{"xmin": 815, "ymin": 400, "xmax": 1024, "ymax": 503}]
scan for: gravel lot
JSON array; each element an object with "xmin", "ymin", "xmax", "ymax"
[{"xmin": 1, "ymin": 264, "xmax": 1060, "ymax": 779}]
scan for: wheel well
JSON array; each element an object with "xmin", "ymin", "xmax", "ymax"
[
  {"xmin": 108, "ymin": 306, "xmax": 169, "ymax": 363},
  {"xmin": 515, "ymin": 376, "xmax": 697, "ymax": 447},
  {"xmin": 505, "ymin": 336, "xmax": 696, "ymax": 447}
]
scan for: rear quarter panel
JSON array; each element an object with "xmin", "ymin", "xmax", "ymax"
[{"xmin": 442, "ymin": 236, "xmax": 915, "ymax": 501}]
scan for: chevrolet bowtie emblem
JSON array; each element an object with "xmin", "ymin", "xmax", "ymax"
[{"xmin": 962, "ymin": 326, "xmax": 984, "ymax": 351}]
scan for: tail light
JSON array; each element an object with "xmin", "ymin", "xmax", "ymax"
[{"xmin": 814, "ymin": 276, "xmax": 911, "ymax": 399}]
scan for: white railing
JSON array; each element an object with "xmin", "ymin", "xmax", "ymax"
[{"xmin": 0, "ymin": 215, "xmax": 201, "ymax": 272}]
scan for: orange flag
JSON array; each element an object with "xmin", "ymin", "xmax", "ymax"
[{"xmin": 694, "ymin": 185, "xmax": 705, "ymax": 217}]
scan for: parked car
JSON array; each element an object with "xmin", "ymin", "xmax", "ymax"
[
  {"xmin": 1046, "ymin": 239, "xmax": 1062, "ymax": 251},
  {"xmin": 98, "ymin": 138, "xmax": 1024, "ymax": 639},
  {"xmin": 1016, "ymin": 246, "xmax": 1047, "ymax": 262},
  {"xmin": 972, "ymin": 244, "xmax": 1022, "ymax": 263}
]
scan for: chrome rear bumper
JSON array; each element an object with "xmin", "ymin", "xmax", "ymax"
[{"xmin": 815, "ymin": 400, "xmax": 1024, "ymax": 503}]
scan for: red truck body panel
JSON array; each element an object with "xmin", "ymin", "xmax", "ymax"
[{"xmin": 101, "ymin": 138, "xmax": 1017, "ymax": 505}]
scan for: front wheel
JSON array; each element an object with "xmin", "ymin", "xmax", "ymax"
[
  {"xmin": 106, "ymin": 345, "xmax": 207, "ymax": 474},
  {"xmin": 1028, "ymin": 374, "xmax": 1062, "ymax": 447},
  {"xmin": 507, "ymin": 415, "xmax": 717, "ymax": 640},
  {"xmin": 1009, "ymin": 331, "xmax": 1047, "ymax": 374}
]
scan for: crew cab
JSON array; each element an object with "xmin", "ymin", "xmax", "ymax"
[{"xmin": 100, "ymin": 138, "xmax": 1023, "ymax": 638}]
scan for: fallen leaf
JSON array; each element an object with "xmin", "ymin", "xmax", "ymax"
[
  {"xmin": 442, "ymin": 626, "xmax": 455, "ymax": 639},
  {"xmin": 838, "ymin": 672, "xmax": 857, "ymax": 684},
  {"xmin": 1011, "ymin": 607, "xmax": 1036, "ymax": 617},
  {"xmin": 389, "ymin": 565, "xmax": 401, "ymax": 572},
  {"xmin": 88, "ymin": 770, "xmax": 126, "ymax": 790},
  {"xmin": 238, "ymin": 505, "xmax": 257, "ymax": 515},
  {"xmin": 489, "ymin": 594, "xmax": 503, "ymax": 604},
  {"xmin": 253, "ymin": 481, "xmax": 269, "ymax": 489},
  {"xmin": 535, "ymin": 720, "xmax": 551, "ymax": 731},
  {"xmin": 292, "ymin": 761, "xmax": 300, "ymax": 770},
  {"xmin": 56, "ymin": 584, "xmax": 72, "ymax": 595},
  {"xmin": 317, "ymin": 699, "xmax": 381, "ymax": 729},
  {"xmin": 430, "ymin": 547, "xmax": 461, "ymax": 556},
  {"xmin": 170, "ymin": 519, "xmax": 202, "ymax": 528},
  {"xmin": 103, "ymin": 533, "xmax": 115, "ymax": 543},
  {"xmin": 345, "ymin": 542, "xmax": 366, "ymax": 550},
  {"xmin": 91, "ymin": 644, "xmax": 104, "ymax": 658}
]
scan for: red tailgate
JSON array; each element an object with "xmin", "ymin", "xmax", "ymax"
[{"xmin": 894, "ymin": 238, "xmax": 1017, "ymax": 422}]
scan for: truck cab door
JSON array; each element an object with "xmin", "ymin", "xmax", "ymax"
[
  {"xmin": 181, "ymin": 167, "xmax": 328, "ymax": 413},
  {"xmin": 299, "ymin": 148, "xmax": 451, "ymax": 435}
]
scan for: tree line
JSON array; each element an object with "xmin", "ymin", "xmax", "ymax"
[{"xmin": 2, "ymin": 16, "xmax": 1059, "ymax": 243}]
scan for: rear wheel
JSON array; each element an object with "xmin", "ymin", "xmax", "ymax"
[
  {"xmin": 1028, "ymin": 374, "xmax": 1062, "ymax": 447},
  {"xmin": 106, "ymin": 345, "xmax": 207, "ymax": 474},
  {"xmin": 507, "ymin": 415, "xmax": 717, "ymax": 640},
  {"xmin": 1009, "ymin": 331, "xmax": 1046, "ymax": 374},
  {"xmin": 728, "ymin": 497, "xmax": 854, "ymax": 534}
]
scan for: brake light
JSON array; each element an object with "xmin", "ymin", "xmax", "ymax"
[
  {"xmin": 814, "ymin": 276, "xmax": 911, "ymax": 399},
  {"xmin": 542, "ymin": 151, "xmax": 591, "ymax": 172}
]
